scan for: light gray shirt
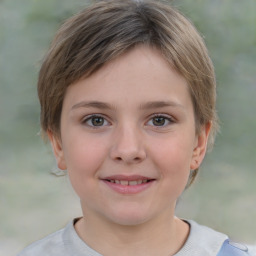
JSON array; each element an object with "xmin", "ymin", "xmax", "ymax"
[{"xmin": 17, "ymin": 219, "xmax": 236, "ymax": 256}]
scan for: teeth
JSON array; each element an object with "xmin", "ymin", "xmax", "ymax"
[
  {"xmin": 109, "ymin": 179, "xmax": 149, "ymax": 185},
  {"xmin": 120, "ymin": 180, "xmax": 129, "ymax": 185},
  {"xmin": 129, "ymin": 180, "xmax": 138, "ymax": 186}
]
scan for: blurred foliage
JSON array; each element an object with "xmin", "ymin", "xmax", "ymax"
[
  {"xmin": 174, "ymin": 0, "xmax": 256, "ymax": 168},
  {"xmin": 0, "ymin": 0, "xmax": 255, "ymax": 255}
]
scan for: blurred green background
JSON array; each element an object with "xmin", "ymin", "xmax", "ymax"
[{"xmin": 0, "ymin": 0, "xmax": 255, "ymax": 255}]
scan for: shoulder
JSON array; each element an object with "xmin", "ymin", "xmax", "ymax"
[
  {"xmin": 176, "ymin": 220, "xmax": 255, "ymax": 256},
  {"xmin": 17, "ymin": 226, "xmax": 67, "ymax": 256},
  {"xmin": 175, "ymin": 220, "xmax": 228, "ymax": 255},
  {"xmin": 217, "ymin": 239, "xmax": 255, "ymax": 256},
  {"xmin": 17, "ymin": 219, "xmax": 103, "ymax": 256}
]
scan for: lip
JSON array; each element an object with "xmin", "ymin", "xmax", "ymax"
[{"xmin": 101, "ymin": 175, "xmax": 156, "ymax": 194}]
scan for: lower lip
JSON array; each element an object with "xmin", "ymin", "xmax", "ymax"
[{"xmin": 102, "ymin": 180, "xmax": 155, "ymax": 194}]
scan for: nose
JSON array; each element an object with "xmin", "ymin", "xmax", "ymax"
[{"xmin": 110, "ymin": 124, "xmax": 146, "ymax": 164}]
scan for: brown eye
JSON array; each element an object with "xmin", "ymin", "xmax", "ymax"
[
  {"xmin": 152, "ymin": 116, "xmax": 166, "ymax": 126},
  {"xmin": 91, "ymin": 116, "xmax": 104, "ymax": 126},
  {"xmin": 147, "ymin": 115, "xmax": 173, "ymax": 127},
  {"xmin": 83, "ymin": 115, "xmax": 109, "ymax": 127}
]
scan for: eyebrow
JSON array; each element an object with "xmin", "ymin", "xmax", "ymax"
[
  {"xmin": 71, "ymin": 101, "xmax": 114, "ymax": 110},
  {"xmin": 71, "ymin": 100, "xmax": 184, "ymax": 111},
  {"xmin": 139, "ymin": 101, "xmax": 184, "ymax": 110}
]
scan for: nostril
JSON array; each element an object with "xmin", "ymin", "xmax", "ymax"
[
  {"xmin": 113, "ymin": 156, "xmax": 143, "ymax": 163},
  {"xmin": 110, "ymin": 146, "xmax": 146, "ymax": 163}
]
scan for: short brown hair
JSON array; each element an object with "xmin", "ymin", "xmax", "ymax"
[{"xmin": 38, "ymin": 0, "xmax": 218, "ymax": 151}]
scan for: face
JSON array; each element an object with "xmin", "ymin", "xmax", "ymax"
[{"xmin": 49, "ymin": 46, "xmax": 210, "ymax": 227}]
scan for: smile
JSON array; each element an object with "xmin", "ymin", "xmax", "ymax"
[
  {"xmin": 107, "ymin": 179, "xmax": 151, "ymax": 186},
  {"xmin": 102, "ymin": 175, "xmax": 156, "ymax": 194}
]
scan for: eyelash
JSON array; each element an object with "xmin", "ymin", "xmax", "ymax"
[
  {"xmin": 82, "ymin": 114, "xmax": 110, "ymax": 128},
  {"xmin": 82, "ymin": 113, "xmax": 175, "ymax": 128},
  {"xmin": 146, "ymin": 114, "xmax": 175, "ymax": 127}
]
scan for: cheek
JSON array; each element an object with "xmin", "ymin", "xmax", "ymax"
[
  {"xmin": 152, "ymin": 134, "xmax": 194, "ymax": 169},
  {"xmin": 150, "ymin": 136, "xmax": 193, "ymax": 190},
  {"xmin": 63, "ymin": 137, "xmax": 107, "ymax": 193}
]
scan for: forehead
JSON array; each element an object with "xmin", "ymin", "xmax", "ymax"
[{"xmin": 64, "ymin": 45, "xmax": 192, "ymax": 110}]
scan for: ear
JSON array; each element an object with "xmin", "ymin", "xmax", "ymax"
[
  {"xmin": 190, "ymin": 122, "xmax": 212, "ymax": 170},
  {"xmin": 47, "ymin": 130, "xmax": 67, "ymax": 170}
]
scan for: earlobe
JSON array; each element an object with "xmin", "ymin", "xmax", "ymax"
[
  {"xmin": 47, "ymin": 130, "xmax": 67, "ymax": 170},
  {"xmin": 190, "ymin": 122, "xmax": 212, "ymax": 170}
]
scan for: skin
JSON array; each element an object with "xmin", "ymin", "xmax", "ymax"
[{"xmin": 48, "ymin": 45, "xmax": 211, "ymax": 256}]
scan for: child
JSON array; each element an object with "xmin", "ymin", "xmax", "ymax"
[{"xmin": 18, "ymin": 0, "xmax": 253, "ymax": 255}]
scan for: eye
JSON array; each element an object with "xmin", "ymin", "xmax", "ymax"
[
  {"xmin": 82, "ymin": 115, "xmax": 110, "ymax": 127},
  {"xmin": 147, "ymin": 115, "xmax": 174, "ymax": 127}
]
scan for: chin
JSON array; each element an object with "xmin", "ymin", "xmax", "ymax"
[
  {"xmin": 111, "ymin": 217, "xmax": 150, "ymax": 227},
  {"xmin": 105, "ymin": 207, "xmax": 154, "ymax": 227}
]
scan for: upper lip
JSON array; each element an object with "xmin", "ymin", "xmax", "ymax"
[{"xmin": 101, "ymin": 175, "xmax": 155, "ymax": 181}]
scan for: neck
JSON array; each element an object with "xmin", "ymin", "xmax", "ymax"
[{"xmin": 75, "ymin": 208, "xmax": 189, "ymax": 256}]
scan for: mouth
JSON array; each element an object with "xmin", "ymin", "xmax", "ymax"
[
  {"xmin": 105, "ymin": 179, "xmax": 154, "ymax": 186},
  {"xmin": 101, "ymin": 175, "xmax": 156, "ymax": 194}
]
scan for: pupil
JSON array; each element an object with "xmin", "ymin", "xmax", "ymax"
[
  {"xmin": 153, "ymin": 117, "xmax": 165, "ymax": 126},
  {"xmin": 92, "ymin": 117, "xmax": 104, "ymax": 126}
]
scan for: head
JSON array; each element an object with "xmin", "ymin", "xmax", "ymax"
[{"xmin": 38, "ymin": 0, "xmax": 218, "ymax": 184}]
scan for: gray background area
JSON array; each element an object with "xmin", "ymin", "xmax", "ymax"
[{"xmin": 0, "ymin": 0, "xmax": 255, "ymax": 255}]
